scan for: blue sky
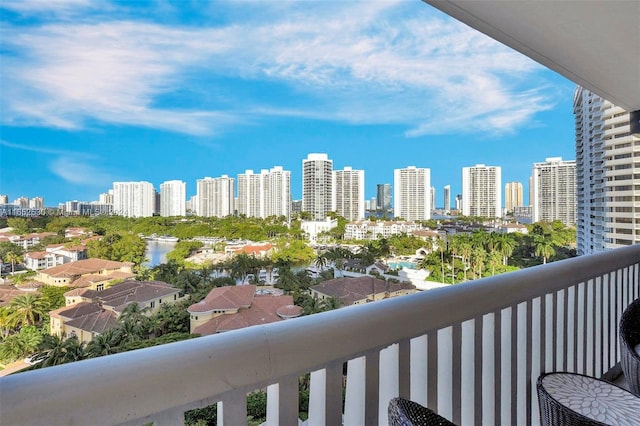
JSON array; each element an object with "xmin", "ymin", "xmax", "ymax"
[{"xmin": 0, "ymin": 0, "xmax": 576, "ymax": 208}]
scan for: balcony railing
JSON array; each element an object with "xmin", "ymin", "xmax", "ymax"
[{"xmin": 2, "ymin": 245, "xmax": 639, "ymax": 426}]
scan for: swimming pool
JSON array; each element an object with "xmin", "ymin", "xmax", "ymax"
[{"xmin": 388, "ymin": 261, "xmax": 417, "ymax": 270}]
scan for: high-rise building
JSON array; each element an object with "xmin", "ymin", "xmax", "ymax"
[
  {"xmin": 455, "ymin": 194, "xmax": 462, "ymax": 211},
  {"xmin": 99, "ymin": 190, "xmax": 114, "ymax": 205},
  {"xmin": 264, "ymin": 166, "xmax": 291, "ymax": 220},
  {"xmin": 113, "ymin": 181, "xmax": 156, "ymax": 218},
  {"xmin": 575, "ymin": 87, "xmax": 607, "ymax": 255},
  {"xmin": 505, "ymin": 182, "xmax": 524, "ymax": 213},
  {"xmin": 462, "ymin": 165, "xmax": 501, "ymax": 218},
  {"xmin": 531, "ymin": 157, "xmax": 576, "ymax": 226},
  {"xmin": 160, "ymin": 180, "xmax": 186, "ymax": 217},
  {"xmin": 13, "ymin": 197, "xmax": 29, "ymax": 208},
  {"xmin": 237, "ymin": 170, "xmax": 266, "ymax": 218},
  {"xmin": 0, "ymin": 195, "xmax": 8, "ymax": 204},
  {"xmin": 376, "ymin": 184, "xmax": 392, "ymax": 211},
  {"xmin": 575, "ymin": 87, "xmax": 640, "ymax": 254},
  {"xmin": 238, "ymin": 167, "xmax": 291, "ymax": 220},
  {"xmin": 196, "ymin": 176, "xmax": 235, "ymax": 218},
  {"xmin": 29, "ymin": 197, "xmax": 44, "ymax": 209},
  {"xmin": 430, "ymin": 187, "xmax": 436, "ymax": 212},
  {"xmin": 302, "ymin": 153, "xmax": 333, "ymax": 220},
  {"xmin": 393, "ymin": 166, "xmax": 431, "ymax": 221},
  {"xmin": 333, "ymin": 167, "xmax": 365, "ymax": 221},
  {"xmin": 443, "ymin": 185, "xmax": 451, "ymax": 213},
  {"xmin": 370, "ymin": 197, "xmax": 377, "ymax": 211}
]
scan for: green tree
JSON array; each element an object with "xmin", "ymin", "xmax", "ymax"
[
  {"xmin": 7, "ymin": 217, "xmax": 30, "ymax": 235},
  {"xmin": 534, "ymin": 235, "xmax": 556, "ymax": 264},
  {"xmin": 494, "ymin": 234, "xmax": 517, "ymax": 266},
  {"xmin": 0, "ymin": 326, "xmax": 42, "ymax": 363},
  {"xmin": 6, "ymin": 293, "xmax": 48, "ymax": 327},
  {"xmin": 4, "ymin": 251, "xmax": 22, "ymax": 274},
  {"xmin": 85, "ymin": 329, "xmax": 119, "ymax": 358}
]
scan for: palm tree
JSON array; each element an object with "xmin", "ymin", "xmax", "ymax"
[
  {"xmin": 314, "ymin": 254, "xmax": 327, "ymax": 270},
  {"xmin": 534, "ymin": 236, "xmax": 556, "ymax": 264},
  {"xmin": 85, "ymin": 329, "xmax": 119, "ymax": 358},
  {"xmin": 321, "ymin": 296, "xmax": 342, "ymax": 311},
  {"xmin": 0, "ymin": 307, "xmax": 12, "ymax": 338},
  {"xmin": 5, "ymin": 251, "xmax": 21, "ymax": 274},
  {"xmin": 7, "ymin": 293, "xmax": 48, "ymax": 327},
  {"xmin": 494, "ymin": 234, "xmax": 516, "ymax": 266}
]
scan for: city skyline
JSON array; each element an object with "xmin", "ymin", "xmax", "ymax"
[{"xmin": 1, "ymin": 1, "xmax": 576, "ymax": 206}]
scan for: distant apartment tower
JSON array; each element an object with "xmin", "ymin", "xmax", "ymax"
[
  {"xmin": 505, "ymin": 182, "xmax": 524, "ymax": 213},
  {"xmin": 160, "ymin": 180, "xmax": 186, "ymax": 217},
  {"xmin": 443, "ymin": 185, "xmax": 451, "ymax": 213},
  {"xmin": 302, "ymin": 153, "xmax": 333, "ymax": 220},
  {"xmin": 196, "ymin": 176, "xmax": 235, "ymax": 218},
  {"xmin": 333, "ymin": 167, "xmax": 365, "ymax": 221},
  {"xmin": 376, "ymin": 184, "xmax": 392, "ymax": 211},
  {"xmin": 0, "ymin": 195, "xmax": 8, "ymax": 204},
  {"xmin": 462, "ymin": 165, "xmax": 501, "ymax": 218},
  {"xmin": 455, "ymin": 194, "xmax": 462, "ymax": 211},
  {"xmin": 113, "ymin": 181, "xmax": 156, "ymax": 218},
  {"xmin": 393, "ymin": 166, "xmax": 431, "ymax": 221},
  {"xmin": 430, "ymin": 187, "xmax": 436, "ymax": 212},
  {"xmin": 575, "ymin": 87, "xmax": 640, "ymax": 253},
  {"xmin": 99, "ymin": 190, "xmax": 114, "ymax": 205},
  {"xmin": 13, "ymin": 197, "xmax": 29, "ymax": 207},
  {"xmin": 264, "ymin": 166, "xmax": 291, "ymax": 219},
  {"xmin": 29, "ymin": 197, "xmax": 44, "ymax": 209},
  {"xmin": 237, "ymin": 170, "xmax": 266, "ymax": 218},
  {"xmin": 238, "ymin": 167, "xmax": 291, "ymax": 219},
  {"xmin": 531, "ymin": 157, "xmax": 576, "ymax": 226}
]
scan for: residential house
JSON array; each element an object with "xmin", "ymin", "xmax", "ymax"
[
  {"xmin": 309, "ymin": 276, "xmax": 416, "ymax": 307},
  {"xmin": 187, "ymin": 285, "xmax": 302, "ymax": 335},
  {"xmin": 49, "ymin": 280, "xmax": 182, "ymax": 343},
  {"xmin": 36, "ymin": 258, "xmax": 134, "ymax": 288},
  {"xmin": 0, "ymin": 232, "xmax": 56, "ymax": 250},
  {"xmin": 24, "ymin": 244, "xmax": 88, "ymax": 271}
]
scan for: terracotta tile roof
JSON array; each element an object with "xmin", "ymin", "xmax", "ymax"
[
  {"xmin": 50, "ymin": 302, "xmax": 103, "ymax": 320},
  {"xmin": 15, "ymin": 281, "xmax": 42, "ymax": 291},
  {"xmin": 188, "ymin": 285, "xmax": 256, "ymax": 313},
  {"xmin": 0, "ymin": 285, "xmax": 28, "ymax": 307},
  {"xmin": 412, "ymin": 230, "xmax": 439, "ymax": 237},
  {"xmin": 193, "ymin": 294, "xmax": 295, "ymax": 336},
  {"xmin": 25, "ymin": 251, "xmax": 48, "ymax": 259},
  {"xmin": 40, "ymin": 258, "xmax": 133, "ymax": 278},
  {"xmin": 65, "ymin": 309, "xmax": 118, "ymax": 334},
  {"xmin": 276, "ymin": 304, "xmax": 303, "ymax": 318},
  {"xmin": 96, "ymin": 280, "xmax": 179, "ymax": 311},
  {"xmin": 64, "ymin": 288, "xmax": 96, "ymax": 298},
  {"xmin": 310, "ymin": 276, "xmax": 415, "ymax": 306}
]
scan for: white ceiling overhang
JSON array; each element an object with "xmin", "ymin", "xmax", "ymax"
[{"xmin": 423, "ymin": 0, "xmax": 640, "ymax": 111}]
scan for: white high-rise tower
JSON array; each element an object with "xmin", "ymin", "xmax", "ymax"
[
  {"xmin": 302, "ymin": 153, "xmax": 333, "ymax": 220},
  {"xmin": 113, "ymin": 181, "xmax": 156, "ymax": 218},
  {"xmin": 393, "ymin": 166, "xmax": 431, "ymax": 221},
  {"xmin": 462, "ymin": 165, "xmax": 501, "ymax": 218},
  {"xmin": 237, "ymin": 167, "xmax": 291, "ymax": 220},
  {"xmin": 160, "ymin": 180, "xmax": 186, "ymax": 217},
  {"xmin": 575, "ymin": 86, "xmax": 640, "ymax": 254},
  {"xmin": 333, "ymin": 167, "xmax": 365, "ymax": 221},
  {"xmin": 531, "ymin": 157, "xmax": 576, "ymax": 226},
  {"xmin": 196, "ymin": 176, "xmax": 234, "ymax": 218}
]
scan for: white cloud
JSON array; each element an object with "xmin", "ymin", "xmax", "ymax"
[
  {"xmin": 49, "ymin": 156, "xmax": 113, "ymax": 187},
  {"xmin": 0, "ymin": 1, "xmax": 561, "ymax": 136}
]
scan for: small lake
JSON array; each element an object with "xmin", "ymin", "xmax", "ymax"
[{"xmin": 144, "ymin": 240, "xmax": 177, "ymax": 267}]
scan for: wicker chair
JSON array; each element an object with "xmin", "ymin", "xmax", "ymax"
[
  {"xmin": 620, "ymin": 297, "xmax": 640, "ymax": 396},
  {"xmin": 388, "ymin": 397, "xmax": 456, "ymax": 426}
]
